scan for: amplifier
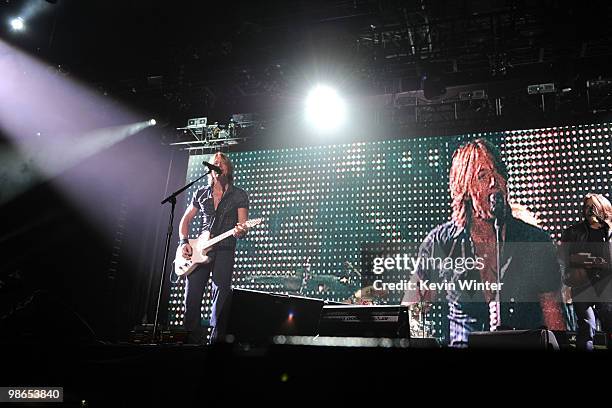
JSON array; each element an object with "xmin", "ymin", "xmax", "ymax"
[
  {"xmin": 468, "ymin": 329, "xmax": 559, "ymax": 350},
  {"xmin": 227, "ymin": 288, "xmax": 324, "ymax": 344},
  {"xmin": 318, "ymin": 305, "xmax": 410, "ymax": 338},
  {"xmin": 552, "ymin": 330, "xmax": 609, "ymax": 350}
]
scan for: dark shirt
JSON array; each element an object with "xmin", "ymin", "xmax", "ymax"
[
  {"xmin": 191, "ymin": 184, "xmax": 249, "ymax": 250},
  {"xmin": 405, "ymin": 217, "xmax": 561, "ymax": 347}
]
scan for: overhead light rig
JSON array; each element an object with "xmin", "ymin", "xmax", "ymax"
[{"xmin": 171, "ymin": 115, "xmax": 254, "ymax": 151}]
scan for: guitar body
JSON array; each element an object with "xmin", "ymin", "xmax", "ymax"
[
  {"xmin": 174, "ymin": 231, "xmax": 213, "ymax": 277},
  {"xmin": 563, "ymin": 252, "xmax": 608, "ymax": 288}
]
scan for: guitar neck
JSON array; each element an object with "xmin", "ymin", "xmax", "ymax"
[
  {"xmin": 202, "ymin": 228, "xmax": 236, "ymax": 250},
  {"xmin": 199, "ymin": 219, "xmax": 261, "ymax": 250}
]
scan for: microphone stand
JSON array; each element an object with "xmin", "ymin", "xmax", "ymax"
[
  {"xmin": 152, "ymin": 170, "xmax": 211, "ymax": 343},
  {"xmin": 492, "ymin": 217, "xmax": 503, "ymax": 331}
]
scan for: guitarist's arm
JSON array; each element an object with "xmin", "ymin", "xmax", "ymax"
[
  {"xmin": 179, "ymin": 204, "xmax": 199, "ymax": 258},
  {"xmin": 233, "ymin": 207, "xmax": 249, "ymax": 238}
]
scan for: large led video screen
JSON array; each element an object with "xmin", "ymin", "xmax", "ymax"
[{"xmin": 168, "ymin": 123, "xmax": 611, "ymax": 343}]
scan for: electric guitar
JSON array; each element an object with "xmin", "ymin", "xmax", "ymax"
[
  {"xmin": 174, "ymin": 218, "xmax": 263, "ymax": 277},
  {"xmin": 564, "ymin": 252, "xmax": 609, "ymax": 287}
]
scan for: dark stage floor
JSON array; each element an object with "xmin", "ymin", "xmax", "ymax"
[{"xmin": 1, "ymin": 339, "xmax": 610, "ymax": 406}]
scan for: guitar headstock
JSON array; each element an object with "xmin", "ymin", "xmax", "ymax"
[{"xmin": 245, "ymin": 218, "xmax": 263, "ymax": 228}]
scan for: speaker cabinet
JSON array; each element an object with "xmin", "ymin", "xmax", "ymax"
[
  {"xmin": 318, "ymin": 305, "xmax": 410, "ymax": 338},
  {"xmin": 226, "ymin": 288, "xmax": 324, "ymax": 344},
  {"xmin": 468, "ymin": 329, "xmax": 560, "ymax": 350}
]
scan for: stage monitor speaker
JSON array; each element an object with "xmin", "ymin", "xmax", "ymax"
[
  {"xmin": 226, "ymin": 288, "xmax": 324, "ymax": 344},
  {"xmin": 318, "ymin": 305, "xmax": 410, "ymax": 338},
  {"xmin": 468, "ymin": 329, "xmax": 559, "ymax": 350},
  {"xmin": 552, "ymin": 330, "xmax": 608, "ymax": 350}
]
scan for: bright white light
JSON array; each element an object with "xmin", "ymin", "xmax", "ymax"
[
  {"xmin": 149, "ymin": 118, "xmax": 157, "ymax": 126},
  {"xmin": 305, "ymin": 85, "xmax": 346, "ymax": 133},
  {"xmin": 10, "ymin": 17, "xmax": 25, "ymax": 31}
]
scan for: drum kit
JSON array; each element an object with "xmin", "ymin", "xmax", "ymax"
[
  {"xmin": 247, "ymin": 259, "xmax": 388, "ymax": 304},
  {"xmin": 348, "ymin": 285, "xmax": 388, "ymax": 305},
  {"xmin": 246, "ymin": 259, "xmax": 433, "ymax": 337}
]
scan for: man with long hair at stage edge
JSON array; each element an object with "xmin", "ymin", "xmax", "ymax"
[
  {"xmin": 402, "ymin": 138, "xmax": 565, "ymax": 347},
  {"xmin": 559, "ymin": 193, "xmax": 612, "ymax": 350}
]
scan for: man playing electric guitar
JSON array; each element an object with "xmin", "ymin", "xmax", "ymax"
[
  {"xmin": 560, "ymin": 193, "xmax": 612, "ymax": 350},
  {"xmin": 178, "ymin": 152, "xmax": 249, "ymax": 344}
]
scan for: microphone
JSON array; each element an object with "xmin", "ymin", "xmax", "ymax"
[
  {"xmin": 202, "ymin": 161, "xmax": 223, "ymax": 174},
  {"xmin": 489, "ymin": 192, "xmax": 506, "ymax": 220}
]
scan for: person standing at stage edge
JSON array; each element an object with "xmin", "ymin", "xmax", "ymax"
[
  {"xmin": 178, "ymin": 152, "xmax": 249, "ymax": 344},
  {"xmin": 559, "ymin": 194, "xmax": 612, "ymax": 350},
  {"xmin": 402, "ymin": 138, "xmax": 565, "ymax": 347}
]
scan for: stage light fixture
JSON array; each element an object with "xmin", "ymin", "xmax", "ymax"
[
  {"xmin": 149, "ymin": 118, "xmax": 157, "ymax": 126},
  {"xmin": 10, "ymin": 17, "xmax": 25, "ymax": 31},
  {"xmin": 305, "ymin": 85, "xmax": 346, "ymax": 133}
]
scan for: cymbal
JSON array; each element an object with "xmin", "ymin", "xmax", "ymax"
[
  {"xmin": 353, "ymin": 285, "xmax": 388, "ymax": 299},
  {"xmin": 249, "ymin": 275, "xmax": 302, "ymax": 291}
]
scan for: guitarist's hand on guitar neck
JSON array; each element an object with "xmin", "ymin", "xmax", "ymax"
[{"xmin": 233, "ymin": 222, "xmax": 249, "ymax": 239}]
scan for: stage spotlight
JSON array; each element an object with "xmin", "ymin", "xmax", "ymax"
[
  {"xmin": 10, "ymin": 17, "xmax": 25, "ymax": 31},
  {"xmin": 305, "ymin": 85, "xmax": 346, "ymax": 133},
  {"xmin": 149, "ymin": 118, "xmax": 157, "ymax": 126}
]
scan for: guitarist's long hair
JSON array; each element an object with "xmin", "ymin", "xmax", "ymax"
[
  {"xmin": 583, "ymin": 193, "xmax": 612, "ymax": 227},
  {"xmin": 207, "ymin": 152, "xmax": 234, "ymax": 186}
]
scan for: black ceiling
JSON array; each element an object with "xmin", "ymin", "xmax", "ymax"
[{"xmin": 2, "ymin": 0, "xmax": 612, "ymax": 135}]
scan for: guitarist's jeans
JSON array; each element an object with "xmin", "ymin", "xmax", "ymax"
[
  {"xmin": 184, "ymin": 249, "xmax": 235, "ymax": 344},
  {"xmin": 572, "ymin": 281, "xmax": 612, "ymax": 350}
]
